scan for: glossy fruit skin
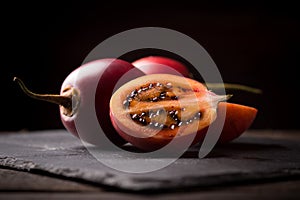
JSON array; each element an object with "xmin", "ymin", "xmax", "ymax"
[
  {"xmin": 216, "ymin": 102, "xmax": 257, "ymax": 143},
  {"xmin": 196, "ymin": 102, "xmax": 258, "ymax": 145},
  {"xmin": 60, "ymin": 58, "xmax": 144, "ymax": 146},
  {"xmin": 132, "ymin": 56, "xmax": 192, "ymax": 78},
  {"xmin": 109, "ymin": 74, "xmax": 224, "ymax": 151}
]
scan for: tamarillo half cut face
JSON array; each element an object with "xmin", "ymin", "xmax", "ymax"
[{"xmin": 110, "ymin": 74, "xmax": 230, "ymax": 151}]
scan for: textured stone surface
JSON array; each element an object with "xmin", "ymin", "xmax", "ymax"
[
  {"xmin": 0, "ymin": 168, "xmax": 100, "ymax": 192},
  {"xmin": 0, "ymin": 130, "xmax": 300, "ymax": 192}
]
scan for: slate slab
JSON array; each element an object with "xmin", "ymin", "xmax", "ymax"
[{"xmin": 0, "ymin": 130, "xmax": 299, "ymax": 192}]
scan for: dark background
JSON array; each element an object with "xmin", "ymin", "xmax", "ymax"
[{"xmin": 1, "ymin": 1, "xmax": 299, "ymax": 132}]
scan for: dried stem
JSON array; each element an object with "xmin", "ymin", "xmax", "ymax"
[
  {"xmin": 13, "ymin": 77, "xmax": 72, "ymax": 110},
  {"xmin": 206, "ymin": 83, "xmax": 262, "ymax": 94}
]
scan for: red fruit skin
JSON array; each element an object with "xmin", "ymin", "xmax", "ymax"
[
  {"xmin": 216, "ymin": 102, "xmax": 258, "ymax": 144},
  {"xmin": 60, "ymin": 58, "xmax": 144, "ymax": 146},
  {"xmin": 197, "ymin": 102, "xmax": 258, "ymax": 144},
  {"xmin": 132, "ymin": 56, "xmax": 192, "ymax": 78},
  {"xmin": 109, "ymin": 74, "xmax": 219, "ymax": 152},
  {"xmin": 110, "ymin": 110, "xmax": 207, "ymax": 152}
]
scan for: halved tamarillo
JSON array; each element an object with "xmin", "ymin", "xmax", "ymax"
[
  {"xmin": 14, "ymin": 58, "xmax": 144, "ymax": 146},
  {"xmin": 132, "ymin": 56, "xmax": 260, "ymax": 145},
  {"xmin": 109, "ymin": 74, "xmax": 231, "ymax": 151}
]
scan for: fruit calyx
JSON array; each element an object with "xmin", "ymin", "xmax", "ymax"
[{"xmin": 13, "ymin": 77, "xmax": 80, "ymax": 117}]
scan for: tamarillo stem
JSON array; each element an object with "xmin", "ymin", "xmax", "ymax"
[
  {"xmin": 13, "ymin": 77, "xmax": 72, "ymax": 111},
  {"xmin": 206, "ymin": 83, "xmax": 262, "ymax": 94}
]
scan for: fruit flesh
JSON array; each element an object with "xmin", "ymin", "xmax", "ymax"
[
  {"xmin": 110, "ymin": 74, "xmax": 229, "ymax": 151},
  {"xmin": 132, "ymin": 56, "xmax": 259, "ymax": 147}
]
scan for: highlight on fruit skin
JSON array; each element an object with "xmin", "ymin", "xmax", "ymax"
[
  {"xmin": 13, "ymin": 58, "xmax": 145, "ymax": 147},
  {"xmin": 214, "ymin": 102, "xmax": 258, "ymax": 144},
  {"xmin": 132, "ymin": 56, "xmax": 192, "ymax": 78},
  {"xmin": 132, "ymin": 55, "xmax": 262, "ymax": 94},
  {"xmin": 109, "ymin": 73, "xmax": 233, "ymax": 151}
]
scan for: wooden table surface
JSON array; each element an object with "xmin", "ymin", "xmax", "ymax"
[{"xmin": 1, "ymin": 130, "xmax": 300, "ymax": 200}]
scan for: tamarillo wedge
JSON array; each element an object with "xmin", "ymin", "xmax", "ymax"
[
  {"xmin": 196, "ymin": 102, "xmax": 258, "ymax": 145},
  {"xmin": 109, "ymin": 74, "xmax": 231, "ymax": 151},
  {"xmin": 216, "ymin": 102, "xmax": 258, "ymax": 144}
]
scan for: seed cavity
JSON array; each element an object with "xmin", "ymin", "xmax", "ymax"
[
  {"xmin": 123, "ymin": 82, "xmax": 192, "ymax": 109},
  {"xmin": 126, "ymin": 82, "xmax": 201, "ymax": 130},
  {"xmin": 130, "ymin": 109, "xmax": 202, "ymax": 130}
]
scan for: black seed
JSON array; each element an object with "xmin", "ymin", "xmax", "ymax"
[
  {"xmin": 189, "ymin": 119, "xmax": 193, "ymax": 123},
  {"xmin": 166, "ymin": 82, "xmax": 172, "ymax": 88},
  {"xmin": 168, "ymin": 110, "xmax": 179, "ymax": 121},
  {"xmin": 159, "ymin": 92, "xmax": 166, "ymax": 99},
  {"xmin": 142, "ymin": 87, "xmax": 148, "ymax": 91},
  {"xmin": 152, "ymin": 97, "xmax": 158, "ymax": 102},
  {"xmin": 156, "ymin": 109, "xmax": 163, "ymax": 115},
  {"xmin": 169, "ymin": 110, "xmax": 175, "ymax": 115},
  {"xmin": 156, "ymin": 82, "xmax": 162, "ymax": 87},
  {"xmin": 159, "ymin": 124, "xmax": 164, "ymax": 128},
  {"xmin": 193, "ymin": 112, "xmax": 201, "ymax": 120},
  {"xmin": 130, "ymin": 90, "xmax": 138, "ymax": 98},
  {"xmin": 140, "ymin": 112, "xmax": 146, "ymax": 117},
  {"xmin": 137, "ymin": 88, "xmax": 142, "ymax": 93},
  {"xmin": 148, "ymin": 83, "xmax": 153, "ymax": 89},
  {"xmin": 149, "ymin": 112, "xmax": 155, "ymax": 118},
  {"xmin": 123, "ymin": 100, "xmax": 130, "ymax": 108},
  {"xmin": 171, "ymin": 96, "xmax": 178, "ymax": 100},
  {"xmin": 171, "ymin": 114, "xmax": 176, "ymax": 119},
  {"xmin": 197, "ymin": 112, "xmax": 201, "ymax": 118},
  {"xmin": 154, "ymin": 122, "xmax": 159, "ymax": 127},
  {"xmin": 139, "ymin": 118, "xmax": 147, "ymax": 125},
  {"xmin": 177, "ymin": 121, "xmax": 183, "ymax": 127},
  {"xmin": 170, "ymin": 124, "xmax": 176, "ymax": 130},
  {"xmin": 131, "ymin": 113, "xmax": 138, "ymax": 119},
  {"xmin": 181, "ymin": 107, "xmax": 186, "ymax": 111},
  {"xmin": 143, "ymin": 119, "xmax": 147, "ymax": 125}
]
